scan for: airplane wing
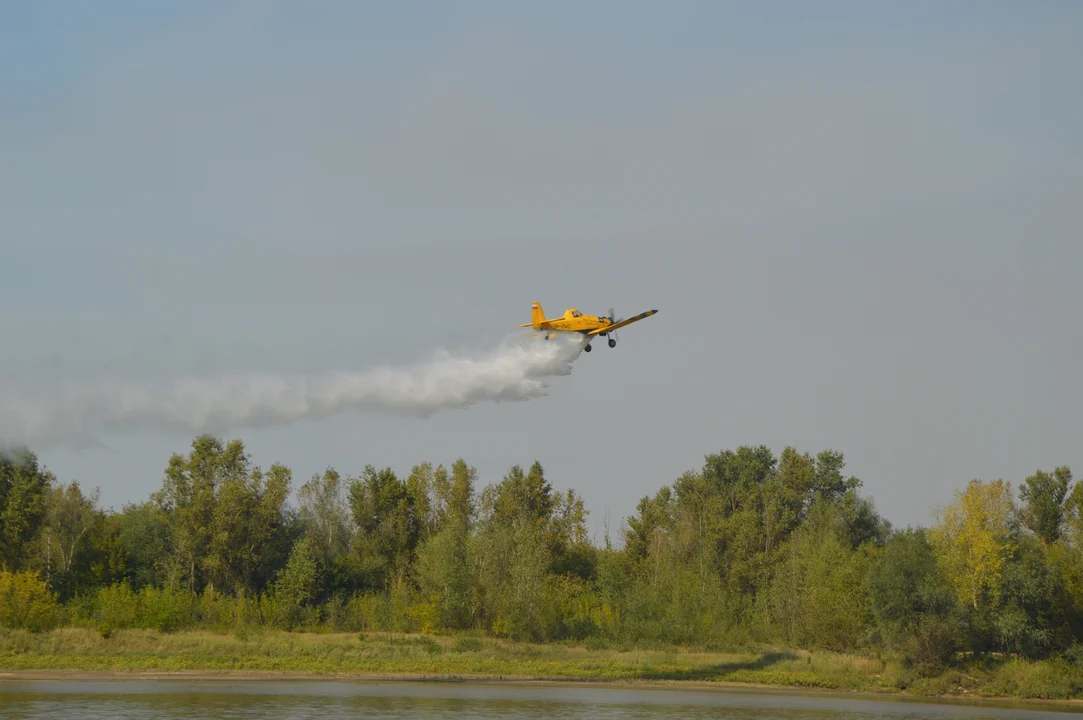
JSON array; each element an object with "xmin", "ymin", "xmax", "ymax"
[{"xmin": 587, "ymin": 309, "xmax": 658, "ymax": 336}]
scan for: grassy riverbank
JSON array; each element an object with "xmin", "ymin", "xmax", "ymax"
[{"xmin": 0, "ymin": 628, "xmax": 1080, "ymax": 703}]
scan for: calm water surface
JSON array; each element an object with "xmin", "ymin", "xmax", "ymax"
[{"xmin": 0, "ymin": 680, "xmax": 1079, "ymax": 719}]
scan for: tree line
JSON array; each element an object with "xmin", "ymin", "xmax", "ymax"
[{"xmin": 1, "ymin": 436, "xmax": 1081, "ymax": 672}]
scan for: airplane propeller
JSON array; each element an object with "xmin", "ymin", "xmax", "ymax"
[{"xmin": 606, "ymin": 307, "xmax": 623, "ymax": 346}]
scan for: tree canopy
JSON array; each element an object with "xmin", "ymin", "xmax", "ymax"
[{"xmin": 1, "ymin": 436, "xmax": 1080, "ymax": 671}]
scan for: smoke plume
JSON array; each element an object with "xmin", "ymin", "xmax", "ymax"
[{"xmin": 0, "ymin": 333, "xmax": 587, "ymax": 451}]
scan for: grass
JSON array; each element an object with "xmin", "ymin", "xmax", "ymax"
[{"xmin": 0, "ymin": 628, "xmax": 1080, "ymax": 705}]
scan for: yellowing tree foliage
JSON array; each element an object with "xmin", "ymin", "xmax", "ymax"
[
  {"xmin": 928, "ymin": 479, "xmax": 1016, "ymax": 611},
  {"xmin": 0, "ymin": 569, "xmax": 57, "ymax": 631}
]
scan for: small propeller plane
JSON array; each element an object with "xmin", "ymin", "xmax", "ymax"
[{"xmin": 519, "ymin": 302, "xmax": 658, "ymax": 352}]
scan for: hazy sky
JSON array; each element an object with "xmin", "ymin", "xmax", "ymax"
[{"xmin": 3, "ymin": 1, "xmax": 1081, "ymax": 541}]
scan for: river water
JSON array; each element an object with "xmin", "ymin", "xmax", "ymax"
[{"xmin": 0, "ymin": 679, "xmax": 1078, "ymax": 719}]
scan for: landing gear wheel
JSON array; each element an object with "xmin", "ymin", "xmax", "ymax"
[
  {"xmin": 584, "ymin": 344, "xmax": 592, "ymax": 352},
  {"xmin": 608, "ymin": 338, "xmax": 616, "ymax": 348}
]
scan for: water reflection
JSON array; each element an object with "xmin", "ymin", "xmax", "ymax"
[{"xmin": 0, "ymin": 679, "xmax": 1078, "ymax": 719}]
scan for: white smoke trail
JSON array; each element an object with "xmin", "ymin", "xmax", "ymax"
[{"xmin": 0, "ymin": 332, "xmax": 588, "ymax": 451}]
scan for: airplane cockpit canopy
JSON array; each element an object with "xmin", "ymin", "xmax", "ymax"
[{"xmin": 570, "ymin": 309, "xmax": 581, "ymax": 317}]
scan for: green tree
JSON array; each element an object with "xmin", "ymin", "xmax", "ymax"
[
  {"xmin": 348, "ymin": 465, "xmax": 420, "ymax": 590},
  {"xmin": 412, "ymin": 458, "xmax": 480, "ymax": 630},
  {"xmin": 1066, "ymin": 478, "xmax": 1083, "ymax": 535},
  {"xmin": 206, "ymin": 460, "xmax": 292, "ymax": 596},
  {"xmin": 762, "ymin": 447, "xmax": 816, "ymax": 555},
  {"xmin": 803, "ymin": 532, "xmax": 871, "ymax": 650},
  {"xmin": 623, "ymin": 486, "xmax": 674, "ymax": 564},
  {"xmin": 1045, "ymin": 541, "xmax": 1083, "ymax": 644},
  {"xmin": 478, "ymin": 516, "xmax": 557, "ymax": 641},
  {"xmin": 484, "ymin": 462, "xmax": 555, "ymax": 533},
  {"xmin": 679, "ymin": 446, "xmax": 776, "ymax": 602},
  {"xmin": 152, "ymin": 435, "xmax": 250, "ymax": 593},
  {"xmin": 151, "ymin": 435, "xmax": 291, "ymax": 597},
  {"xmin": 764, "ymin": 499, "xmax": 871, "ymax": 649},
  {"xmin": 414, "ymin": 515, "xmax": 476, "ymax": 630},
  {"xmin": 550, "ymin": 488, "xmax": 594, "ymax": 578},
  {"xmin": 0, "ymin": 445, "xmax": 53, "ymax": 572},
  {"xmin": 432, "ymin": 459, "xmax": 477, "ymax": 531},
  {"xmin": 79, "ymin": 509, "xmax": 132, "ymax": 595},
  {"xmin": 993, "ymin": 533, "xmax": 1074, "ymax": 658},
  {"xmin": 1019, "ymin": 466, "xmax": 1072, "ymax": 544},
  {"xmin": 811, "ymin": 449, "xmax": 861, "ymax": 503},
  {"xmin": 38, "ymin": 480, "xmax": 101, "ymax": 600},
  {"xmin": 297, "ymin": 467, "xmax": 351, "ymax": 572},
  {"xmin": 866, "ymin": 527, "xmax": 964, "ymax": 669},
  {"xmin": 114, "ymin": 501, "xmax": 172, "ymax": 590},
  {"xmin": 474, "ymin": 462, "xmax": 573, "ymax": 639},
  {"xmin": 274, "ymin": 536, "xmax": 320, "ymax": 630},
  {"xmin": 404, "ymin": 462, "xmax": 436, "ymax": 541}
]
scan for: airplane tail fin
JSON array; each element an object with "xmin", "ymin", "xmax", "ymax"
[{"xmin": 518, "ymin": 302, "xmax": 547, "ymax": 328}]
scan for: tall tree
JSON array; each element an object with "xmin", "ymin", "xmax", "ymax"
[
  {"xmin": 1067, "ymin": 480, "xmax": 1083, "ymax": 541},
  {"xmin": 0, "ymin": 445, "xmax": 53, "ymax": 572},
  {"xmin": 114, "ymin": 501, "xmax": 172, "ymax": 590},
  {"xmin": 429, "ymin": 459, "xmax": 478, "ymax": 532},
  {"xmin": 274, "ymin": 536, "xmax": 320, "ymax": 630},
  {"xmin": 348, "ymin": 465, "xmax": 420, "ymax": 590},
  {"xmin": 1018, "ymin": 466, "xmax": 1072, "ymax": 544},
  {"xmin": 812, "ymin": 449, "xmax": 861, "ymax": 503},
  {"xmin": 485, "ymin": 462, "xmax": 555, "ymax": 532},
  {"xmin": 414, "ymin": 514, "xmax": 476, "ymax": 630},
  {"xmin": 404, "ymin": 462, "xmax": 436, "ymax": 541},
  {"xmin": 866, "ymin": 527, "xmax": 964, "ymax": 669},
  {"xmin": 39, "ymin": 480, "xmax": 100, "ymax": 599},
  {"xmin": 206, "ymin": 460, "xmax": 292, "ymax": 596},
  {"xmin": 692, "ymin": 445, "xmax": 777, "ymax": 596},
  {"xmin": 762, "ymin": 446, "xmax": 816, "ymax": 555},
  {"xmin": 994, "ymin": 533, "xmax": 1071, "ymax": 658},
  {"xmin": 929, "ymin": 479, "xmax": 1017, "ymax": 611},
  {"xmin": 297, "ymin": 467, "xmax": 351, "ymax": 569},
  {"xmin": 152, "ymin": 435, "xmax": 254, "ymax": 593}
]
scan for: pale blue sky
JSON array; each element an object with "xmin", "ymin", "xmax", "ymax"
[{"xmin": 2, "ymin": 1, "xmax": 1081, "ymax": 540}]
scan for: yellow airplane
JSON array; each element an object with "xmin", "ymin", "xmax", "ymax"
[{"xmin": 519, "ymin": 302, "xmax": 658, "ymax": 352}]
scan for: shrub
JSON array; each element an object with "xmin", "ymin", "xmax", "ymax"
[
  {"xmin": 95, "ymin": 582, "xmax": 138, "ymax": 630},
  {"xmin": 0, "ymin": 570, "xmax": 58, "ymax": 632},
  {"xmin": 137, "ymin": 585, "xmax": 195, "ymax": 632}
]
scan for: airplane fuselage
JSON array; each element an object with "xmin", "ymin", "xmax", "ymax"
[{"xmin": 531, "ymin": 308, "xmax": 613, "ymax": 334}]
